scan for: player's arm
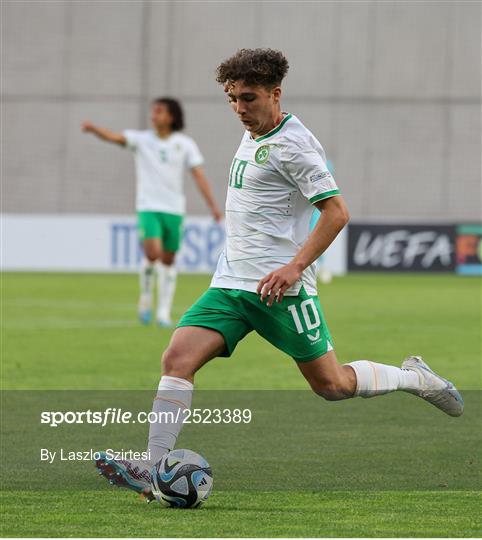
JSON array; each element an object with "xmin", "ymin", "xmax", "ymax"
[
  {"xmin": 81, "ymin": 121, "xmax": 127, "ymax": 146},
  {"xmin": 257, "ymin": 195, "xmax": 349, "ymax": 306},
  {"xmin": 293, "ymin": 195, "xmax": 349, "ymax": 270},
  {"xmin": 190, "ymin": 166, "xmax": 223, "ymax": 222}
]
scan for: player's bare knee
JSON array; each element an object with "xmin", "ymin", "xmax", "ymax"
[
  {"xmin": 145, "ymin": 248, "xmax": 160, "ymax": 262},
  {"xmin": 161, "ymin": 347, "xmax": 178, "ymax": 375},
  {"xmin": 161, "ymin": 347, "xmax": 192, "ymax": 378},
  {"xmin": 160, "ymin": 252, "xmax": 176, "ymax": 265}
]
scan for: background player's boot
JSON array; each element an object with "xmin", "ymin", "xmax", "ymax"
[
  {"xmin": 156, "ymin": 317, "xmax": 173, "ymax": 328},
  {"xmin": 402, "ymin": 356, "xmax": 464, "ymax": 417},
  {"xmin": 156, "ymin": 307, "xmax": 173, "ymax": 328},
  {"xmin": 95, "ymin": 451, "xmax": 154, "ymax": 501},
  {"xmin": 138, "ymin": 294, "xmax": 152, "ymax": 325}
]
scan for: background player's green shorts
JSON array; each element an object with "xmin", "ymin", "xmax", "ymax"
[
  {"xmin": 137, "ymin": 211, "xmax": 184, "ymax": 252},
  {"xmin": 178, "ymin": 287, "xmax": 334, "ymax": 363}
]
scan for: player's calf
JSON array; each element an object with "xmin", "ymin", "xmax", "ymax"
[
  {"xmin": 299, "ymin": 354, "xmax": 357, "ymax": 401},
  {"xmin": 312, "ymin": 381, "xmax": 354, "ymax": 401}
]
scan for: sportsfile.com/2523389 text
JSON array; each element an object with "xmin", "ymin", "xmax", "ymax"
[{"xmin": 40, "ymin": 408, "xmax": 253, "ymax": 427}]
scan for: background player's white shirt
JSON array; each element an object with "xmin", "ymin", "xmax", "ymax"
[
  {"xmin": 211, "ymin": 113, "xmax": 339, "ymax": 296},
  {"xmin": 123, "ymin": 130, "xmax": 204, "ymax": 215}
]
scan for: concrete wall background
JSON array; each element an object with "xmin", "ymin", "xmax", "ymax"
[{"xmin": 3, "ymin": 0, "xmax": 481, "ymax": 221}]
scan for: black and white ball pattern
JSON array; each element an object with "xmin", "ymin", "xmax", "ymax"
[{"xmin": 150, "ymin": 449, "xmax": 213, "ymax": 508}]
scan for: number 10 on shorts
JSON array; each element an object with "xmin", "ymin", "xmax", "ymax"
[{"xmin": 288, "ymin": 299, "xmax": 321, "ymax": 334}]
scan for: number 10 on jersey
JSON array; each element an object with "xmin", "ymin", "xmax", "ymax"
[
  {"xmin": 229, "ymin": 158, "xmax": 247, "ymax": 189},
  {"xmin": 288, "ymin": 299, "xmax": 321, "ymax": 334}
]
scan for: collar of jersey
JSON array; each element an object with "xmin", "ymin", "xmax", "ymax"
[
  {"xmin": 151, "ymin": 129, "xmax": 174, "ymax": 142},
  {"xmin": 254, "ymin": 113, "xmax": 292, "ymax": 143}
]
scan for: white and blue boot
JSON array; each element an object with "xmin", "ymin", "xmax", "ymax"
[
  {"xmin": 138, "ymin": 295, "xmax": 152, "ymax": 325},
  {"xmin": 94, "ymin": 451, "xmax": 154, "ymax": 501},
  {"xmin": 402, "ymin": 356, "xmax": 464, "ymax": 417},
  {"xmin": 156, "ymin": 307, "xmax": 173, "ymax": 328}
]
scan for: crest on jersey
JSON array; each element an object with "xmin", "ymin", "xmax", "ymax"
[{"xmin": 255, "ymin": 145, "xmax": 270, "ymax": 164}]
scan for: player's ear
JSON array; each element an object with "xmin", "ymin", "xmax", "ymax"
[{"xmin": 272, "ymin": 86, "xmax": 282, "ymax": 103}]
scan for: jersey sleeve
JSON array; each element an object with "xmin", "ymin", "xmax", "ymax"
[
  {"xmin": 122, "ymin": 130, "xmax": 142, "ymax": 152},
  {"xmin": 184, "ymin": 138, "xmax": 204, "ymax": 168},
  {"xmin": 280, "ymin": 137, "xmax": 340, "ymax": 204}
]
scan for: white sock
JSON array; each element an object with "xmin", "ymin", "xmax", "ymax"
[
  {"xmin": 139, "ymin": 257, "xmax": 155, "ymax": 304},
  {"xmin": 156, "ymin": 262, "xmax": 177, "ymax": 321},
  {"xmin": 347, "ymin": 360, "xmax": 420, "ymax": 398},
  {"xmin": 147, "ymin": 375, "xmax": 193, "ymax": 465}
]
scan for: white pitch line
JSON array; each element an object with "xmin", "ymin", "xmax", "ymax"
[{"xmin": 3, "ymin": 308, "xmax": 189, "ymax": 330}]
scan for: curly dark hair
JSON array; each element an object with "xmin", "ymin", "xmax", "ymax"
[
  {"xmin": 151, "ymin": 97, "xmax": 184, "ymax": 131},
  {"xmin": 216, "ymin": 48, "xmax": 289, "ymax": 88}
]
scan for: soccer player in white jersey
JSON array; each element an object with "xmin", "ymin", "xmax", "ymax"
[
  {"xmin": 82, "ymin": 98, "xmax": 222, "ymax": 326},
  {"xmin": 94, "ymin": 49, "xmax": 463, "ymax": 498}
]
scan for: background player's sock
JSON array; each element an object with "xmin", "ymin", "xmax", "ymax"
[
  {"xmin": 147, "ymin": 375, "xmax": 193, "ymax": 464},
  {"xmin": 138, "ymin": 258, "xmax": 155, "ymax": 321},
  {"xmin": 156, "ymin": 262, "xmax": 177, "ymax": 323},
  {"xmin": 139, "ymin": 257, "xmax": 155, "ymax": 304},
  {"xmin": 347, "ymin": 360, "xmax": 420, "ymax": 397}
]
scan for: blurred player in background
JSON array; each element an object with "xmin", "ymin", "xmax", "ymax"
[
  {"xmin": 82, "ymin": 98, "xmax": 222, "ymax": 326},
  {"xmin": 94, "ymin": 49, "xmax": 463, "ymax": 499}
]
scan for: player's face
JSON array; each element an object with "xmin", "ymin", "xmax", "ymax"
[
  {"xmin": 151, "ymin": 103, "xmax": 173, "ymax": 131},
  {"xmin": 225, "ymin": 80, "xmax": 281, "ymax": 135}
]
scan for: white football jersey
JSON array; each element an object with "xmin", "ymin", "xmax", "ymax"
[
  {"xmin": 211, "ymin": 113, "xmax": 339, "ymax": 296},
  {"xmin": 123, "ymin": 130, "xmax": 204, "ymax": 214}
]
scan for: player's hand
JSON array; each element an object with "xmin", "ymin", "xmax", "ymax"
[
  {"xmin": 212, "ymin": 207, "xmax": 223, "ymax": 223},
  {"xmin": 257, "ymin": 262, "xmax": 303, "ymax": 307},
  {"xmin": 81, "ymin": 121, "xmax": 96, "ymax": 133}
]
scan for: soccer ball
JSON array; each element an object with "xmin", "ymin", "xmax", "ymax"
[
  {"xmin": 150, "ymin": 449, "xmax": 213, "ymax": 508},
  {"xmin": 317, "ymin": 267, "xmax": 333, "ymax": 284}
]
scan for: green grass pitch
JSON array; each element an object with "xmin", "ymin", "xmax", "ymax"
[{"xmin": 1, "ymin": 272, "xmax": 481, "ymax": 537}]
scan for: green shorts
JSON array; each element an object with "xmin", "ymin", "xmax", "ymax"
[
  {"xmin": 137, "ymin": 211, "xmax": 184, "ymax": 252},
  {"xmin": 177, "ymin": 287, "xmax": 334, "ymax": 363}
]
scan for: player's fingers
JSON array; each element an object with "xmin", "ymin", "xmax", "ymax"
[
  {"xmin": 259, "ymin": 278, "xmax": 275, "ymax": 301},
  {"xmin": 266, "ymin": 278, "xmax": 283, "ymax": 307},
  {"xmin": 256, "ymin": 278, "xmax": 266, "ymax": 295},
  {"xmin": 266, "ymin": 288, "xmax": 278, "ymax": 307},
  {"xmin": 257, "ymin": 274, "xmax": 272, "ymax": 296},
  {"xmin": 277, "ymin": 283, "xmax": 289, "ymax": 303},
  {"xmin": 271, "ymin": 279, "xmax": 290, "ymax": 305},
  {"xmin": 260, "ymin": 281, "xmax": 275, "ymax": 302}
]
